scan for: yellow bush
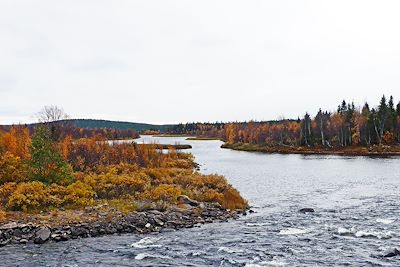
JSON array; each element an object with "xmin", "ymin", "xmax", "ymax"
[
  {"xmin": 0, "ymin": 182, "xmax": 17, "ymax": 206},
  {"xmin": 144, "ymin": 168, "xmax": 178, "ymax": 185},
  {"xmin": 175, "ymin": 174, "xmax": 203, "ymax": 188},
  {"xmin": 84, "ymin": 170, "xmax": 150, "ymax": 199},
  {"xmin": 48, "ymin": 184, "xmax": 69, "ymax": 206},
  {"xmin": 148, "ymin": 184, "xmax": 182, "ymax": 203},
  {"xmin": 163, "ymin": 158, "xmax": 194, "ymax": 169},
  {"xmin": 0, "ymin": 152, "xmax": 27, "ymax": 184},
  {"xmin": 7, "ymin": 181, "xmax": 49, "ymax": 211},
  {"xmin": 106, "ymin": 198, "xmax": 137, "ymax": 214},
  {"xmin": 65, "ymin": 181, "xmax": 95, "ymax": 207}
]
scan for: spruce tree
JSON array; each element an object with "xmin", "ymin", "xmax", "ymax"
[{"xmin": 28, "ymin": 126, "xmax": 73, "ymax": 185}]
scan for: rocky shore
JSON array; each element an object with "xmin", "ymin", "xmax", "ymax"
[{"xmin": 0, "ymin": 197, "xmax": 246, "ymax": 247}]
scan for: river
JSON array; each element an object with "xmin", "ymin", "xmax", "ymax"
[{"xmin": 1, "ymin": 136, "xmax": 400, "ymax": 266}]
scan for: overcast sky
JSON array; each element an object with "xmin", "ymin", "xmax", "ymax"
[{"xmin": 1, "ymin": 1, "xmax": 400, "ymax": 124}]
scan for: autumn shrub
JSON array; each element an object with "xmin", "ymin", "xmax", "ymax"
[
  {"xmin": 146, "ymin": 184, "xmax": 182, "ymax": 203},
  {"xmin": 0, "ymin": 209, "xmax": 6, "ymax": 221},
  {"xmin": 64, "ymin": 181, "xmax": 95, "ymax": 207},
  {"xmin": 200, "ymin": 188, "xmax": 224, "ymax": 203},
  {"xmin": 0, "ymin": 152, "xmax": 27, "ymax": 185},
  {"xmin": 97, "ymin": 163, "xmax": 139, "ymax": 175},
  {"xmin": 219, "ymin": 187, "xmax": 248, "ymax": 210},
  {"xmin": 106, "ymin": 198, "xmax": 137, "ymax": 214},
  {"xmin": 83, "ymin": 168, "xmax": 150, "ymax": 199},
  {"xmin": 197, "ymin": 174, "xmax": 229, "ymax": 191},
  {"xmin": 7, "ymin": 181, "xmax": 49, "ymax": 211},
  {"xmin": 0, "ymin": 126, "xmax": 31, "ymax": 159},
  {"xmin": 48, "ymin": 184, "xmax": 69, "ymax": 206},
  {"xmin": 383, "ymin": 131, "xmax": 394, "ymax": 144},
  {"xmin": 163, "ymin": 158, "xmax": 194, "ymax": 169},
  {"xmin": 144, "ymin": 168, "xmax": 182, "ymax": 185},
  {"xmin": 0, "ymin": 182, "xmax": 17, "ymax": 206},
  {"xmin": 175, "ymin": 174, "xmax": 202, "ymax": 188}
]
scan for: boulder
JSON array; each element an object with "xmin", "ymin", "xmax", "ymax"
[
  {"xmin": 299, "ymin": 208, "xmax": 315, "ymax": 213},
  {"xmin": 177, "ymin": 195, "xmax": 199, "ymax": 207},
  {"xmin": 0, "ymin": 222, "xmax": 18, "ymax": 230},
  {"xmin": 34, "ymin": 227, "xmax": 51, "ymax": 244},
  {"xmin": 384, "ymin": 248, "xmax": 400, "ymax": 258}
]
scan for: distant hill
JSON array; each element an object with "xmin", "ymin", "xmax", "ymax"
[{"xmin": 69, "ymin": 119, "xmax": 176, "ymax": 132}]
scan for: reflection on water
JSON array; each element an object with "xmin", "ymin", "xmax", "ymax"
[{"xmin": 2, "ymin": 136, "xmax": 400, "ymax": 266}]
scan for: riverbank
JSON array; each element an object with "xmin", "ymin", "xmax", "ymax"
[
  {"xmin": 221, "ymin": 143, "xmax": 400, "ymax": 156},
  {"xmin": 0, "ymin": 199, "xmax": 245, "ymax": 247},
  {"xmin": 186, "ymin": 137, "xmax": 222, "ymax": 141}
]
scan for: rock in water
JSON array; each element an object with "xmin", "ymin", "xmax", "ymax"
[
  {"xmin": 177, "ymin": 195, "xmax": 200, "ymax": 207},
  {"xmin": 34, "ymin": 227, "xmax": 51, "ymax": 244},
  {"xmin": 384, "ymin": 248, "xmax": 400, "ymax": 258},
  {"xmin": 299, "ymin": 208, "xmax": 315, "ymax": 213}
]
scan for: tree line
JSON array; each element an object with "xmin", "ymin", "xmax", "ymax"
[{"xmin": 168, "ymin": 95, "xmax": 400, "ymax": 147}]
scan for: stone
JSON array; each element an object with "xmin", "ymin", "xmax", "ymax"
[
  {"xmin": 0, "ymin": 239, "xmax": 10, "ymax": 247},
  {"xmin": 19, "ymin": 239, "xmax": 28, "ymax": 244},
  {"xmin": 177, "ymin": 195, "xmax": 200, "ymax": 207},
  {"xmin": 154, "ymin": 217, "xmax": 164, "ymax": 226},
  {"xmin": 299, "ymin": 208, "xmax": 315, "ymax": 213},
  {"xmin": 384, "ymin": 248, "xmax": 400, "ymax": 258},
  {"xmin": 34, "ymin": 227, "xmax": 51, "ymax": 244},
  {"xmin": 0, "ymin": 222, "xmax": 18, "ymax": 230}
]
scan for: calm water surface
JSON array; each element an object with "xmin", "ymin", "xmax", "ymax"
[{"xmin": 2, "ymin": 136, "xmax": 400, "ymax": 266}]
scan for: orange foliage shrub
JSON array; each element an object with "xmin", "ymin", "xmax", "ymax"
[
  {"xmin": 83, "ymin": 167, "xmax": 150, "ymax": 199},
  {"xmin": 147, "ymin": 184, "xmax": 182, "ymax": 203},
  {"xmin": 174, "ymin": 174, "xmax": 248, "ymax": 210},
  {"xmin": 219, "ymin": 188, "xmax": 248, "ymax": 210},
  {"xmin": 0, "ymin": 209, "xmax": 6, "ymax": 221},
  {"xmin": 383, "ymin": 131, "xmax": 394, "ymax": 144},
  {"xmin": 66, "ymin": 138, "xmax": 180, "ymax": 171},
  {"xmin": 201, "ymin": 188, "xmax": 224, "ymax": 203},
  {"xmin": 0, "ymin": 126, "xmax": 31, "ymax": 159}
]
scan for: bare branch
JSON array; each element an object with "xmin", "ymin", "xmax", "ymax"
[{"xmin": 37, "ymin": 105, "xmax": 70, "ymax": 123}]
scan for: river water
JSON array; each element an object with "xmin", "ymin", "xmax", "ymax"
[{"xmin": 2, "ymin": 136, "xmax": 400, "ymax": 266}]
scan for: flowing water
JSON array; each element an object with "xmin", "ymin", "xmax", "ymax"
[{"xmin": 2, "ymin": 136, "xmax": 400, "ymax": 266}]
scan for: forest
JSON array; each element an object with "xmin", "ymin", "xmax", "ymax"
[
  {"xmin": 0, "ymin": 109, "xmax": 247, "ymax": 223},
  {"xmin": 168, "ymin": 95, "xmax": 400, "ymax": 152}
]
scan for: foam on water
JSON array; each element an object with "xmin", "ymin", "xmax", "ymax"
[
  {"xmin": 134, "ymin": 253, "xmax": 171, "ymax": 260},
  {"xmin": 376, "ymin": 218, "xmax": 395, "ymax": 225},
  {"xmin": 131, "ymin": 237, "xmax": 162, "ymax": 248},
  {"xmin": 218, "ymin": 246, "xmax": 244, "ymax": 254},
  {"xmin": 245, "ymin": 259, "xmax": 287, "ymax": 267},
  {"xmin": 355, "ymin": 230, "xmax": 394, "ymax": 239},
  {"xmin": 337, "ymin": 226, "xmax": 394, "ymax": 239},
  {"xmin": 246, "ymin": 222, "xmax": 270, "ymax": 227},
  {"xmin": 278, "ymin": 228, "xmax": 309, "ymax": 235}
]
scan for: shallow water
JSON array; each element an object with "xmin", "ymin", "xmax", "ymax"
[{"xmin": 2, "ymin": 136, "xmax": 400, "ymax": 266}]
